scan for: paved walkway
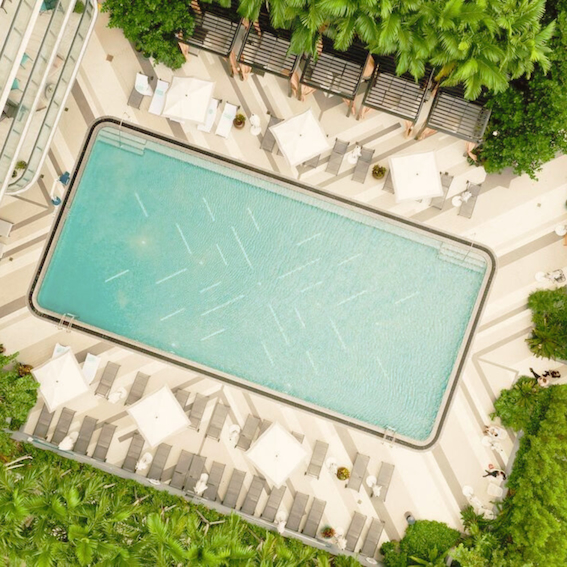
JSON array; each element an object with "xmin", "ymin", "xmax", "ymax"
[{"xmin": 1, "ymin": 12, "xmax": 567, "ymax": 562}]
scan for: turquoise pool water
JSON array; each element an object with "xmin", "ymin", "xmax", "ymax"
[{"xmin": 36, "ymin": 126, "xmax": 489, "ymax": 442}]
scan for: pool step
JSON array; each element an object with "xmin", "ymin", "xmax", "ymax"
[
  {"xmin": 437, "ymin": 243, "xmax": 486, "ymax": 274},
  {"xmin": 97, "ymin": 129, "xmax": 146, "ymax": 156}
]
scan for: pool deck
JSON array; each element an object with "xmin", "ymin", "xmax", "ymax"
[{"xmin": 1, "ymin": 12, "xmax": 567, "ymax": 562}]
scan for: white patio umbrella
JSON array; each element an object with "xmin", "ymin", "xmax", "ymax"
[
  {"xmin": 270, "ymin": 109, "xmax": 331, "ymax": 166},
  {"xmin": 389, "ymin": 151, "xmax": 443, "ymax": 202},
  {"xmin": 32, "ymin": 350, "xmax": 89, "ymax": 413},
  {"xmin": 246, "ymin": 422, "xmax": 308, "ymax": 487},
  {"xmin": 162, "ymin": 77, "xmax": 215, "ymax": 124},
  {"xmin": 127, "ymin": 386, "xmax": 190, "ymax": 447}
]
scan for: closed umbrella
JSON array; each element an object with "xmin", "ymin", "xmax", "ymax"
[
  {"xmin": 270, "ymin": 109, "xmax": 331, "ymax": 166},
  {"xmin": 32, "ymin": 350, "xmax": 89, "ymax": 413},
  {"xmin": 127, "ymin": 386, "xmax": 190, "ymax": 447},
  {"xmin": 162, "ymin": 77, "xmax": 215, "ymax": 124}
]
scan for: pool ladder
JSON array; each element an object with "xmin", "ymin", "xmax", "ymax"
[
  {"xmin": 57, "ymin": 313, "xmax": 76, "ymax": 332},
  {"xmin": 383, "ymin": 427, "xmax": 397, "ymax": 446}
]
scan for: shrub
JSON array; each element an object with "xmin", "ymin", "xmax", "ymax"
[
  {"xmin": 102, "ymin": 0, "xmax": 194, "ymax": 70},
  {"xmin": 336, "ymin": 467, "xmax": 350, "ymax": 480},
  {"xmin": 526, "ymin": 288, "xmax": 567, "ymax": 360},
  {"xmin": 381, "ymin": 521, "xmax": 460, "ymax": 566}
]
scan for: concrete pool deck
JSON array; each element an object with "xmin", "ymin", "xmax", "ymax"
[{"xmin": 1, "ymin": 11, "xmax": 567, "ymax": 561}]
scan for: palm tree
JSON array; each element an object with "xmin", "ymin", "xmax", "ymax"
[{"xmin": 144, "ymin": 511, "xmax": 190, "ymax": 566}]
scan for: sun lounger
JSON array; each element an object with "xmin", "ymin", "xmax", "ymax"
[
  {"xmin": 169, "ymin": 450, "xmax": 193, "ymax": 490},
  {"xmin": 128, "ymin": 73, "xmax": 153, "ymax": 109},
  {"xmin": 376, "ymin": 462, "xmax": 395, "ymax": 501},
  {"xmin": 236, "ymin": 415, "xmax": 261, "ymax": 450},
  {"xmin": 360, "ymin": 517, "xmax": 385, "ymax": 558},
  {"xmin": 51, "ymin": 407, "xmax": 76, "ymax": 445},
  {"xmin": 147, "ymin": 443, "xmax": 172, "ymax": 481},
  {"xmin": 203, "ymin": 461, "xmax": 225, "ymax": 501},
  {"xmin": 33, "ymin": 404, "xmax": 54, "ymax": 439},
  {"xmin": 305, "ymin": 440, "xmax": 328, "ymax": 479},
  {"xmin": 73, "ymin": 416, "xmax": 97, "ymax": 455},
  {"xmin": 302, "ymin": 498, "xmax": 326, "ymax": 538},
  {"xmin": 303, "ymin": 154, "xmax": 321, "ymax": 169},
  {"xmin": 382, "ymin": 170, "xmax": 394, "ymax": 193},
  {"xmin": 222, "ymin": 469, "xmax": 246, "ymax": 508},
  {"xmin": 188, "ymin": 393, "xmax": 208, "ymax": 430},
  {"xmin": 175, "ymin": 389, "xmax": 190, "ymax": 411},
  {"xmin": 430, "ymin": 172, "xmax": 453, "ymax": 210},
  {"xmin": 0, "ymin": 218, "xmax": 13, "ymax": 237},
  {"xmin": 184, "ymin": 455, "xmax": 207, "ymax": 492},
  {"xmin": 197, "ymin": 98, "xmax": 220, "ymax": 133},
  {"xmin": 125, "ymin": 372, "xmax": 150, "ymax": 405},
  {"xmin": 148, "ymin": 79, "xmax": 170, "ymax": 116},
  {"xmin": 0, "ymin": 243, "xmax": 4, "ymax": 260},
  {"xmin": 241, "ymin": 475, "xmax": 265, "ymax": 515},
  {"xmin": 95, "ymin": 362, "xmax": 120, "ymax": 398},
  {"xmin": 292, "ymin": 432, "xmax": 304, "ymax": 443},
  {"xmin": 122, "ymin": 432, "xmax": 145, "ymax": 472},
  {"xmin": 92, "ymin": 423, "xmax": 117, "ymax": 462},
  {"xmin": 215, "ymin": 102, "xmax": 238, "ymax": 138},
  {"xmin": 261, "ymin": 486, "xmax": 286, "ymax": 522},
  {"xmin": 286, "ymin": 492, "xmax": 309, "ymax": 531},
  {"xmin": 259, "ymin": 420, "xmax": 272, "ymax": 435},
  {"xmin": 458, "ymin": 181, "xmax": 482, "ymax": 218},
  {"xmin": 261, "ymin": 115, "xmax": 282, "ymax": 152},
  {"xmin": 205, "ymin": 403, "xmax": 229, "ymax": 441},
  {"xmin": 352, "ymin": 147, "xmax": 375, "ymax": 183},
  {"xmin": 326, "ymin": 139, "xmax": 348, "ymax": 174},
  {"xmin": 347, "ymin": 453, "xmax": 370, "ymax": 491},
  {"xmin": 345, "ymin": 512, "xmax": 367, "ymax": 552},
  {"xmin": 81, "ymin": 353, "xmax": 101, "ymax": 385}
]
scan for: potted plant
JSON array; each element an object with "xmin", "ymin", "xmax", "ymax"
[
  {"xmin": 233, "ymin": 113, "xmax": 246, "ymax": 129},
  {"xmin": 320, "ymin": 526, "xmax": 336, "ymax": 539},
  {"xmin": 11, "ymin": 160, "xmax": 27, "ymax": 179},
  {"xmin": 372, "ymin": 165, "xmax": 387, "ymax": 179},
  {"xmin": 336, "ymin": 467, "xmax": 350, "ymax": 481},
  {"xmin": 17, "ymin": 363, "xmax": 33, "ymax": 377}
]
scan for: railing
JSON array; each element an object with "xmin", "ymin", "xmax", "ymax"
[
  {"xmin": 0, "ymin": 0, "xmax": 76, "ymax": 201},
  {"xmin": 0, "ymin": 0, "xmax": 42, "ymax": 115},
  {"xmin": 7, "ymin": 0, "xmax": 98, "ymax": 194}
]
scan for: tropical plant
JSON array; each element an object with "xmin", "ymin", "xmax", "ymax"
[
  {"xmin": 491, "ymin": 376, "xmax": 548, "ymax": 431},
  {"xmin": 101, "ymin": 0, "xmax": 195, "ymax": 69},
  {"xmin": 474, "ymin": 0, "xmax": 567, "ymax": 177},
  {"xmin": 525, "ymin": 288, "xmax": 567, "ymax": 359}
]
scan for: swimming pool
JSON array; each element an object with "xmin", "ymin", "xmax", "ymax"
[{"xmin": 30, "ymin": 119, "xmax": 495, "ymax": 449}]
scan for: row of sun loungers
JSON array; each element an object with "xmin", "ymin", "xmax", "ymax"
[{"xmin": 31, "ymin": 403, "xmax": 387, "ymax": 559}]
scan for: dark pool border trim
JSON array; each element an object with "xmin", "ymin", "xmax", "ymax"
[{"xmin": 28, "ymin": 117, "xmax": 497, "ymax": 451}]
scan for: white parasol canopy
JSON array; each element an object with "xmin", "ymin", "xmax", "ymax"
[
  {"xmin": 389, "ymin": 151, "xmax": 443, "ymax": 202},
  {"xmin": 127, "ymin": 386, "xmax": 190, "ymax": 447},
  {"xmin": 162, "ymin": 77, "xmax": 215, "ymax": 124},
  {"xmin": 32, "ymin": 350, "xmax": 89, "ymax": 413},
  {"xmin": 246, "ymin": 422, "xmax": 308, "ymax": 487},
  {"xmin": 270, "ymin": 109, "xmax": 331, "ymax": 166}
]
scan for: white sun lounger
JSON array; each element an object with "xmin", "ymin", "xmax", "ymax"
[
  {"xmin": 0, "ymin": 218, "xmax": 13, "ymax": 237},
  {"xmin": 148, "ymin": 80, "xmax": 169, "ymax": 116},
  {"xmin": 82, "ymin": 353, "xmax": 101, "ymax": 385},
  {"xmin": 135, "ymin": 72, "xmax": 153, "ymax": 96},
  {"xmin": 197, "ymin": 98, "xmax": 220, "ymax": 133},
  {"xmin": 215, "ymin": 102, "xmax": 238, "ymax": 138}
]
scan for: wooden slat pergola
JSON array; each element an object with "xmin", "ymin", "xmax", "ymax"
[
  {"xmin": 359, "ymin": 56, "xmax": 432, "ymax": 123},
  {"xmin": 237, "ymin": 11, "xmax": 299, "ymax": 78},
  {"xmin": 179, "ymin": 0, "xmax": 242, "ymax": 58},
  {"xmin": 424, "ymin": 85, "xmax": 491, "ymax": 143},
  {"xmin": 299, "ymin": 38, "xmax": 370, "ymax": 114}
]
